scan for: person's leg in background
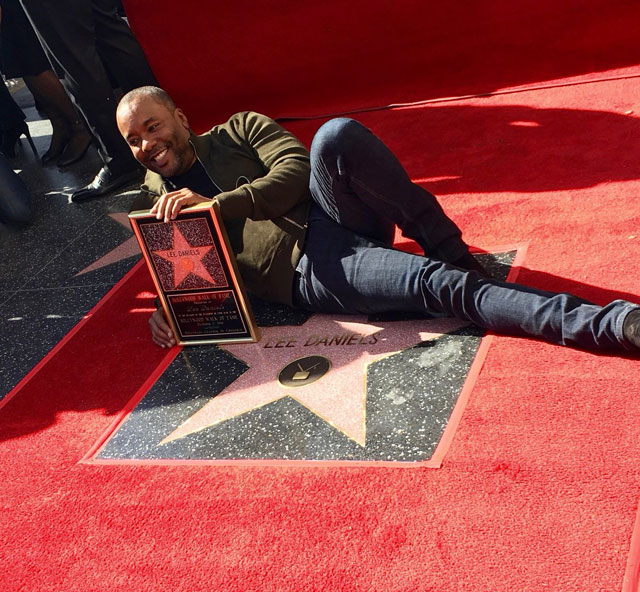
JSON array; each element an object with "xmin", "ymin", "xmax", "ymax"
[
  {"xmin": 1, "ymin": 0, "xmax": 92, "ymax": 166},
  {"xmin": 0, "ymin": 153, "xmax": 32, "ymax": 226},
  {"xmin": 91, "ymin": 0, "xmax": 156, "ymax": 93},
  {"xmin": 23, "ymin": 69, "xmax": 93, "ymax": 166},
  {"xmin": 0, "ymin": 77, "xmax": 36, "ymax": 158},
  {"xmin": 19, "ymin": 0, "xmax": 157, "ymax": 201}
]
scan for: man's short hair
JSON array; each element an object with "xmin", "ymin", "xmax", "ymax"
[{"xmin": 118, "ymin": 86, "xmax": 176, "ymax": 113}]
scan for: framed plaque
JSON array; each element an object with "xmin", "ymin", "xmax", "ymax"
[{"xmin": 129, "ymin": 201, "xmax": 259, "ymax": 346}]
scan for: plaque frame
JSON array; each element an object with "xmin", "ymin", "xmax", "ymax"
[{"xmin": 129, "ymin": 201, "xmax": 260, "ymax": 346}]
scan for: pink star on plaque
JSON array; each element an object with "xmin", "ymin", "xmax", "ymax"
[
  {"xmin": 160, "ymin": 314, "xmax": 468, "ymax": 447},
  {"xmin": 153, "ymin": 223, "xmax": 216, "ymax": 288}
]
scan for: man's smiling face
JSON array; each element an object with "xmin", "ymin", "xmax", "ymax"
[{"xmin": 116, "ymin": 96, "xmax": 196, "ymax": 177}]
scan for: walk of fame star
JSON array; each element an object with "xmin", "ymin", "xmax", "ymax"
[
  {"xmin": 92, "ymin": 250, "xmax": 515, "ymax": 464},
  {"xmin": 153, "ymin": 222, "xmax": 218, "ymax": 289},
  {"xmin": 76, "ymin": 213, "xmax": 140, "ymax": 277},
  {"xmin": 160, "ymin": 313, "xmax": 468, "ymax": 446}
]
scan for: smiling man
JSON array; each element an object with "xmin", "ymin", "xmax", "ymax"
[
  {"xmin": 118, "ymin": 91, "xmax": 196, "ymax": 178},
  {"xmin": 116, "ymin": 86, "xmax": 640, "ymax": 353}
]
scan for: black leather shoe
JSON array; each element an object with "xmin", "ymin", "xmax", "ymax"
[
  {"xmin": 622, "ymin": 308, "xmax": 640, "ymax": 350},
  {"xmin": 70, "ymin": 165, "xmax": 143, "ymax": 203}
]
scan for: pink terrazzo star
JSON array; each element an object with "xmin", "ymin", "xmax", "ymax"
[
  {"xmin": 160, "ymin": 314, "xmax": 468, "ymax": 446},
  {"xmin": 76, "ymin": 213, "xmax": 139, "ymax": 276}
]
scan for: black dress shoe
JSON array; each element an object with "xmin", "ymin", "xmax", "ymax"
[
  {"xmin": 70, "ymin": 165, "xmax": 143, "ymax": 203},
  {"xmin": 622, "ymin": 308, "xmax": 640, "ymax": 350}
]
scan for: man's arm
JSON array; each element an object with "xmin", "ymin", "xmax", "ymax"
[
  {"xmin": 213, "ymin": 111, "xmax": 311, "ymax": 221},
  {"xmin": 150, "ymin": 112, "xmax": 310, "ymax": 223}
]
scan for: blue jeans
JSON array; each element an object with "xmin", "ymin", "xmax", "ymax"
[
  {"xmin": 293, "ymin": 118, "xmax": 636, "ymax": 350},
  {"xmin": 0, "ymin": 155, "xmax": 32, "ymax": 226}
]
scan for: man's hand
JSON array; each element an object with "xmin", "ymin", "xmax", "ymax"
[
  {"xmin": 149, "ymin": 308, "xmax": 176, "ymax": 348},
  {"xmin": 151, "ymin": 188, "xmax": 211, "ymax": 223}
]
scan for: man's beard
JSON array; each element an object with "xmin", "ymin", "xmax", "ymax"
[{"xmin": 148, "ymin": 140, "xmax": 194, "ymax": 177}]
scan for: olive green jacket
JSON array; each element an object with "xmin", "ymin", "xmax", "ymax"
[{"xmin": 135, "ymin": 111, "xmax": 312, "ymax": 305}]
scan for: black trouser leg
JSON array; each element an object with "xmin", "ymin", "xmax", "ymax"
[
  {"xmin": 19, "ymin": 0, "xmax": 155, "ymax": 169},
  {"xmin": 0, "ymin": 79, "xmax": 26, "ymax": 130}
]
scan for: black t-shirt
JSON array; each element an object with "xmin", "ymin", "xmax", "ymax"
[{"xmin": 165, "ymin": 160, "xmax": 220, "ymax": 198}]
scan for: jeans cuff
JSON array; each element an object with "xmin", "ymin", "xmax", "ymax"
[{"xmin": 616, "ymin": 302, "xmax": 640, "ymax": 350}]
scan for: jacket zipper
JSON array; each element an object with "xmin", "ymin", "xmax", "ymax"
[
  {"xmin": 159, "ymin": 139, "xmax": 307, "ymax": 232},
  {"xmin": 188, "ymin": 138, "xmax": 224, "ymax": 195}
]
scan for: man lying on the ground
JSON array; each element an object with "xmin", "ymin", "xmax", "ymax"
[{"xmin": 115, "ymin": 86, "xmax": 640, "ymax": 352}]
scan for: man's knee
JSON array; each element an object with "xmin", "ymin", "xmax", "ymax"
[
  {"xmin": 0, "ymin": 159, "xmax": 33, "ymax": 226},
  {"xmin": 310, "ymin": 118, "xmax": 368, "ymax": 161},
  {"xmin": 0, "ymin": 201, "xmax": 32, "ymax": 227}
]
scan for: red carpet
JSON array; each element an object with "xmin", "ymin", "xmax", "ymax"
[
  {"xmin": 3, "ymin": 0, "xmax": 640, "ymax": 586},
  {"xmin": 2, "ymin": 72, "xmax": 640, "ymax": 590},
  {"xmin": 126, "ymin": 0, "xmax": 640, "ymax": 129}
]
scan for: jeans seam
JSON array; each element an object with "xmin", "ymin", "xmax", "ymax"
[{"xmin": 616, "ymin": 302, "xmax": 639, "ymax": 349}]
